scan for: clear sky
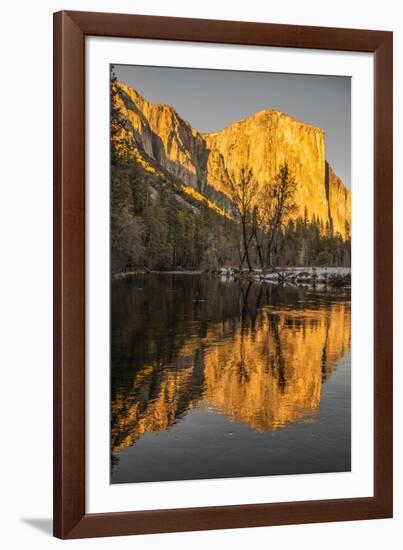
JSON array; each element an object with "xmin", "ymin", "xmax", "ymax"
[{"xmin": 114, "ymin": 64, "xmax": 351, "ymax": 188}]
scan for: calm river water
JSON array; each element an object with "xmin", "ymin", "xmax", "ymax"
[{"xmin": 111, "ymin": 273, "xmax": 351, "ymax": 483}]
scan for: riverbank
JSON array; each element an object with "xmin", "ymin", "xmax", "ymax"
[
  {"xmin": 218, "ymin": 266, "xmax": 351, "ymax": 289},
  {"xmin": 112, "ymin": 269, "xmax": 203, "ymax": 280},
  {"xmin": 112, "ymin": 266, "xmax": 351, "ymax": 289}
]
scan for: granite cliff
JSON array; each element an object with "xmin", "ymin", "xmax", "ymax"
[{"xmin": 115, "ymin": 81, "xmax": 351, "ymax": 238}]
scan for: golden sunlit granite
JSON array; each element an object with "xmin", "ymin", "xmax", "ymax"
[
  {"xmin": 204, "ymin": 111, "xmax": 351, "ymax": 238},
  {"xmin": 115, "ymin": 82, "xmax": 351, "ymax": 238},
  {"xmin": 204, "ymin": 111, "xmax": 326, "ymax": 222},
  {"xmin": 116, "ymin": 82, "xmax": 208, "ymax": 188},
  {"xmin": 328, "ymin": 164, "xmax": 352, "ymax": 238}
]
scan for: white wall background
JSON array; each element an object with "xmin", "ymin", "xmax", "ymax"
[{"xmin": 0, "ymin": 0, "xmax": 400, "ymax": 548}]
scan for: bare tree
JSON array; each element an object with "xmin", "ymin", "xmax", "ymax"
[
  {"xmin": 254, "ymin": 163, "xmax": 298, "ymax": 271},
  {"xmin": 227, "ymin": 167, "xmax": 259, "ymax": 272}
]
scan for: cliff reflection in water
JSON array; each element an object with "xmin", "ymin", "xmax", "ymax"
[{"xmin": 111, "ymin": 274, "xmax": 351, "ymax": 468}]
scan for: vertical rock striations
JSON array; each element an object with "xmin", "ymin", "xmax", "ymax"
[{"xmin": 115, "ymin": 82, "xmax": 351, "ymax": 238}]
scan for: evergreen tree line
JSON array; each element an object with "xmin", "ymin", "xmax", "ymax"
[
  {"xmin": 273, "ymin": 214, "xmax": 350, "ymax": 268},
  {"xmin": 111, "ymin": 160, "xmax": 242, "ymax": 273},
  {"xmin": 111, "ymin": 159, "xmax": 350, "ymax": 273}
]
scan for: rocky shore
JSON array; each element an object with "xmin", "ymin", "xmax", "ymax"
[
  {"xmin": 112, "ymin": 266, "xmax": 351, "ymax": 290},
  {"xmin": 217, "ymin": 266, "xmax": 351, "ymax": 289}
]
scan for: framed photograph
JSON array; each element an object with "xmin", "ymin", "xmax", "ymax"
[{"xmin": 53, "ymin": 10, "xmax": 393, "ymax": 539}]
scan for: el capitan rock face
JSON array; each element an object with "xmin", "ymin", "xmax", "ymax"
[
  {"xmin": 326, "ymin": 162, "xmax": 351, "ymax": 238},
  {"xmin": 116, "ymin": 82, "xmax": 209, "ymax": 188},
  {"xmin": 115, "ymin": 81, "xmax": 351, "ymax": 238}
]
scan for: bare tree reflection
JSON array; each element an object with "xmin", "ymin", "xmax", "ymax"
[{"xmin": 111, "ymin": 275, "xmax": 351, "ymax": 465}]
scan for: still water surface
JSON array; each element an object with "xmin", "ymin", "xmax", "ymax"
[{"xmin": 111, "ymin": 274, "xmax": 351, "ymax": 483}]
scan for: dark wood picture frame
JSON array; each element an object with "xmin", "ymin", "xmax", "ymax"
[{"xmin": 53, "ymin": 10, "xmax": 393, "ymax": 539}]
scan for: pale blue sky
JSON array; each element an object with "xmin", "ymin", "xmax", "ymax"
[{"xmin": 114, "ymin": 64, "xmax": 351, "ymax": 188}]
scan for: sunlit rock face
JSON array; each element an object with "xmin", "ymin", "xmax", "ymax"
[
  {"xmin": 116, "ymin": 82, "xmax": 208, "ymax": 188},
  {"xmin": 204, "ymin": 111, "xmax": 327, "ymax": 224},
  {"xmin": 115, "ymin": 82, "xmax": 351, "ymax": 238},
  {"xmin": 327, "ymin": 163, "xmax": 352, "ymax": 238},
  {"xmin": 111, "ymin": 299, "xmax": 351, "ymax": 457}
]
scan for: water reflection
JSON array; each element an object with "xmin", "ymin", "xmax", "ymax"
[{"xmin": 111, "ymin": 274, "xmax": 351, "ymax": 470}]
